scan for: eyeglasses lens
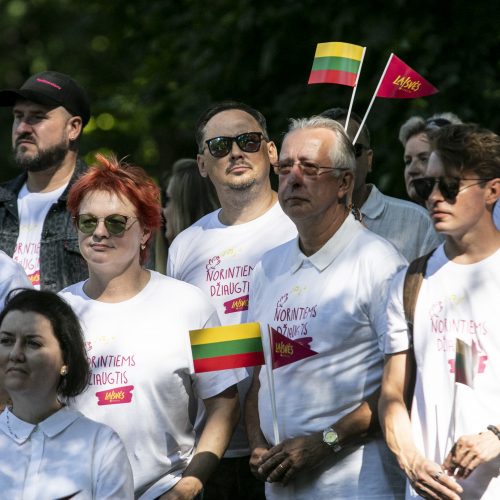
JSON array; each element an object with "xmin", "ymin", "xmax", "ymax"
[{"xmin": 76, "ymin": 214, "xmax": 129, "ymax": 235}]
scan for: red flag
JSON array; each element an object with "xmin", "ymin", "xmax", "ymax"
[
  {"xmin": 269, "ymin": 326, "xmax": 318, "ymax": 369},
  {"xmin": 376, "ymin": 54, "xmax": 438, "ymax": 99}
]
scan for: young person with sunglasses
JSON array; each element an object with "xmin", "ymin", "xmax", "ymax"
[
  {"xmin": 380, "ymin": 124, "xmax": 500, "ymax": 499},
  {"xmin": 167, "ymin": 102, "xmax": 296, "ymax": 500},
  {"xmin": 321, "ymin": 108, "xmax": 441, "ymax": 262},
  {"xmin": 59, "ymin": 154, "xmax": 245, "ymax": 500}
]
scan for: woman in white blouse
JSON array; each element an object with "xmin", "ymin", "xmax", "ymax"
[{"xmin": 0, "ymin": 288, "xmax": 134, "ymax": 499}]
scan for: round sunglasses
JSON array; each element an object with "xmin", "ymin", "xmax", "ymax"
[
  {"xmin": 204, "ymin": 132, "xmax": 264, "ymax": 158},
  {"xmin": 412, "ymin": 176, "xmax": 493, "ymax": 201},
  {"xmin": 74, "ymin": 214, "xmax": 138, "ymax": 235}
]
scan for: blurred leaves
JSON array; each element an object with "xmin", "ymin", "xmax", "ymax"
[{"xmin": 0, "ymin": 0, "xmax": 498, "ymax": 198}]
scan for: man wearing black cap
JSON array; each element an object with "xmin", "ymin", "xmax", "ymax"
[{"xmin": 0, "ymin": 71, "xmax": 90, "ymax": 291}]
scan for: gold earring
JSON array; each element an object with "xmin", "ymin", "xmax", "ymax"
[{"xmin": 60, "ymin": 365, "xmax": 68, "ymax": 376}]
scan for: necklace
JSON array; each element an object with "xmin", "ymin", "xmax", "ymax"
[{"xmin": 5, "ymin": 410, "xmax": 21, "ymax": 440}]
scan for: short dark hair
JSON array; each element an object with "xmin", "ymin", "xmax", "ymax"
[
  {"xmin": 320, "ymin": 107, "xmax": 370, "ymax": 145},
  {"xmin": 195, "ymin": 101, "xmax": 269, "ymax": 152},
  {"xmin": 0, "ymin": 289, "xmax": 90, "ymax": 399},
  {"xmin": 431, "ymin": 123, "xmax": 500, "ymax": 179}
]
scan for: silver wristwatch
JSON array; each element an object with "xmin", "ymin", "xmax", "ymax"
[{"xmin": 322, "ymin": 426, "xmax": 342, "ymax": 452}]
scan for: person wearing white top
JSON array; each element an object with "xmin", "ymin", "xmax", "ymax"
[
  {"xmin": 167, "ymin": 101, "xmax": 296, "ymax": 500},
  {"xmin": 245, "ymin": 116, "xmax": 406, "ymax": 499},
  {"xmin": 380, "ymin": 124, "xmax": 500, "ymax": 499},
  {"xmin": 61, "ymin": 153, "xmax": 244, "ymax": 500},
  {"xmin": 0, "ymin": 288, "xmax": 134, "ymax": 499}
]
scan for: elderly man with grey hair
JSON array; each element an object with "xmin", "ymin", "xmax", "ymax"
[{"xmin": 244, "ymin": 116, "xmax": 406, "ymax": 499}]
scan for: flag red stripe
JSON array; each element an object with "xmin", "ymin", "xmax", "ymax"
[
  {"xmin": 308, "ymin": 69, "xmax": 357, "ymax": 87},
  {"xmin": 193, "ymin": 351, "xmax": 265, "ymax": 373}
]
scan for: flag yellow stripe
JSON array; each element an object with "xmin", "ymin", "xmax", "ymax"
[
  {"xmin": 315, "ymin": 42, "xmax": 364, "ymax": 61},
  {"xmin": 190, "ymin": 322, "xmax": 261, "ymax": 345}
]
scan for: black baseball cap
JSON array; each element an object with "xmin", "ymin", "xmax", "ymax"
[{"xmin": 0, "ymin": 71, "xmax": 91, "ymax": 127}]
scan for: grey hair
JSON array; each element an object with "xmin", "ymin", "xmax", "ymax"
[
  {"xmin": 398, "ymin": 112, "xmax": 462, "ymax": 146},
  {"xmin": 286, "ymin": 116, "xmax": 356, "ymax": 176}
]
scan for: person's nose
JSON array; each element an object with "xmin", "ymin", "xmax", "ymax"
[
  {"xmin": 13, "ymin": 119, "xmax": 33, "ymax": 138},
  {"xmin": 426, "ymin": 180, "xmax": 443, "ymax": 207},
  {"xmin": 9, "ymin": 339, "xmax": 26, "ymax": 362},
  {"xmin": 92, "ymin": 219, "xmax": 110, "ymax": 239},
  {"xmin": 229, "ymin": 139, "xmax": 244, "ymax": 159}
]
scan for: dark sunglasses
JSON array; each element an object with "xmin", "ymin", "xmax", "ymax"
[
  {"xmin": 74, "ymin": 214, "xmax": 138, "ymax": 235},
  {"xmin": 204, "ymin": 132, "xmax": 264, "ymax": 158},
  {"xmin": 412, "ymin": 176, "xmax": 492, "ymax": 201},
  {"xmin": 353, "ymin": 143, "xmax": 370, "ymax": 158}
]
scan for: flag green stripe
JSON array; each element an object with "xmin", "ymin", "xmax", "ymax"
[
  {"xmin": 312, "ymin": 56, "xmax": 360, "ymax": 74},
  {"xmin": 192, "ymin": 337, "xmax": 263, "ymax": 360}
]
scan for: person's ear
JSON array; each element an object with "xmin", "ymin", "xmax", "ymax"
[
  {"xmin": 266, "ymin": 140, "xmax": 278, "ymax": 165},
  {"xmin": 485, "ymin": 178, "xmax": 500, "ymax": 207},
  {"xmin": 67, "ymin": 116, "xmax": 82, "ymax": 142},
  {"xmin": 197, "ymin": 154, "xmax": 208, "ymax": 178}
]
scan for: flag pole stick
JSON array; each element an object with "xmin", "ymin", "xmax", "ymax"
[
  {"xmin": 266, "ymin": 325, "xmax": 280, "ymax": 444},
  {"xmin": 353, "ymin": 53, "xmax": 394, "ymax": 144},
  {"xmin": 345, "ymin": 46, "xmax": 366, "ymax": 134}
]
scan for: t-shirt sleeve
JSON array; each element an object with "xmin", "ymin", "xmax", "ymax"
[
  {"xmin": 367, "ymin": 247, "xmax": 407, "ymax": 352},
  {"xmin": 384, "ymin": 267, "xmax": 411, "ymax": 354},
  {"xmin": 166, "ymin": 240, "xmax": 178, "ymax": 278},
  {"xmin": 93, "ymin": 426, "xmax": 134, "ymax": 499}
]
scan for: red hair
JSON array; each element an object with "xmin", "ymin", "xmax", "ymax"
[{"xmin": 67, "ymin": 153, "xmax": 161, "ymax": 265}]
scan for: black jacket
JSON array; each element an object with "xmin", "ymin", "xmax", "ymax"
[{"xmin": 0, "ymin": 159, "xmax": 89, "ymax": 291}]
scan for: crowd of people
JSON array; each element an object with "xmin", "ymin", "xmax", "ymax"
[{"xmin": 0, "ymin": 70, "xmax": 499, "ymax": 500}]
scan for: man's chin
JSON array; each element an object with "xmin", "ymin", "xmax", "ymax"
[{"xmin": 226, "ymin": 178, "xmax": 257, "ymax": 191}]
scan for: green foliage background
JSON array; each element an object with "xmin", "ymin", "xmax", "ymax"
[{"xmin": 0, "ymin": 0, "xmax": 498, "ymax": 198}]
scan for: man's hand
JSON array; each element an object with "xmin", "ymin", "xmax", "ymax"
[
  {"xmin": 405, "ymin": 453, "xmax": 462, "ymax": 500},
  {"xmin": 257, "ymin": 433, "xmax": 330, "ymax": 485},
  {"xmin": 158, "ymin": 477, "xmax": 203, "ymax": 500},
  {"xmin": 249, "ymin": 445, "xmax": 269, "ymax": 481},
  {"xmin": 443, "ymin": 431, "xmax": 500, "ymax": 479}
]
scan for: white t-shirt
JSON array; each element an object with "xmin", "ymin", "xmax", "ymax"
[
  {"xmin": 60, "ymin": 271, "xmax": 246, "ymax": 499},
  {"xmin": 385, "ymin": 245, "xmax": 500, "ymax": 499},
  {"xmin": 167, "ymin": 201, "xmax": 297, "ymax": 457},
  {"xmin": 13, "ymin": 183, "xmax": 66, "ymax": 288},
  {"xmin": 0, "ymin": 406, "xmax": 134, "ymax": 499},
  {"xmin": 0, "ymin": 250, "xmax": 32, "ymax": 309},
  {"xmin": 248, "ymin": 214, "xmax": 407, "ymax": 499}
]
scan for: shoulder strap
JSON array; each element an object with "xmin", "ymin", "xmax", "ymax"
[{"xmin": 403, "ymin": 250, "xmax": 434, "ymax": 343}]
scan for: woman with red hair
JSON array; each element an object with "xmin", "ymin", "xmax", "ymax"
[{"xmin": 60, "ymin": 154, "xmax": 243, "ymax": 500}]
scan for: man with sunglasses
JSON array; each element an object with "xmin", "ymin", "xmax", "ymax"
[
  {"xmin": 0, "ymin": 71, "xmax": 90, "ymax": 291},
  {"xmin": 244, "ymin": 116, "xmax": 406, "ymax": 499},
  {"xmin": 380, "ymin": 124, "xmax": 500, "ymax": 499},
  {"xmin": 167, "ymin": 101, "xmax": 296, "ymax": 500},
  {"xmin": 320, "ymin": 107, "xmax": 441, "ymax": 262}
]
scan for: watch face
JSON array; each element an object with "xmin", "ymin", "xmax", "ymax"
[{"xmin": 324, "ymin": 429, "xmax": 338, "ymax": 444}]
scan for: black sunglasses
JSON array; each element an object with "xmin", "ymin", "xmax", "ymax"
[
  {"xmin": 74, "ymin": 214, "xmax": 138, "ymax": 235},
  {"xmin": 353, "ymin": 143, "xmax": 370, "ymax": 158},
  {"xmin": 412, "ymin": 176, "xmax": 492, "ymax": 201},
  {"xmin": 204, "ymin": 132, "xmax": 264, "ymax": 158}
]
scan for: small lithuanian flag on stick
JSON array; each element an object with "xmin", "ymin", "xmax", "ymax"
[
  {"xmin": 189, "ymin": 322, "xmax": 264, "ymax": 373},
  {"xmin": 308, "ymin": 41, "xmax": 365, "ymax": 87}
]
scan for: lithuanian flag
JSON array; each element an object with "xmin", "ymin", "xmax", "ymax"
[
  {"xmin": 190, "ymin": 322, "xmax": 264, "ymax": 373},
  {"xmin": 308, "ymin": 41, "xmax": 365, "ymax": 87}
]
